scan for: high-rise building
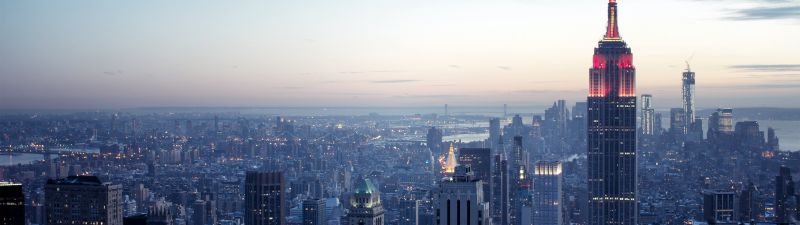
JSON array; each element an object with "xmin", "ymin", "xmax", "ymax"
[
  {"xmin": 767, "ymin": 127, "xmax": 780, "ymax": 151},
  {"xmin": 775, "ymin": 166, "xmax": 797, "ymax": 224},
  {"xmin": 434, "ymin": 165, "xmax": 492, "ymax": 225},
  {"xmin": 491, "ymin": 154, "xmax": 509, "ymax": 225},
  {"xmin": 640, "ymin": 94, "xmax": 655, "ymax": 136},
  {"xmin": 489, "ymin": 118, "xmax": 502, "ymax": 154},
  {"xmin": 147, "ymin": 199, "xmax": 174, "ymax": 225},
  {"xmin": 427, "ymin": 127, "xmax": 444, "ymax": 154},
  {"xmin": 302, "ymin": 199, "xmax": 326, "ymax": 225},
  {"xmin": 739, "ymin": 182, "xmax": 757, "ymax": 223},
  {"xmin": 586, "ymin": 0, "xmax": 637, "ymax": 224},
  {"xmin": 509, "ymin": 136, "xmax": 529, "ymax": 225},
  {"xmin": 0, "ymin": 182, "xmax": 25, "ymax": 225},
  {"xmin": 702, "ymin": 190, "xmax": 735, "ymax": 223},
  {"xmin": 654, "ymin": 112, "xmax": 663, "ymax": 136},
  {"xmin": 44, "ymin": 176, "xmax": 123, "ymax": 225},
  {"xmin": 682, "ymin": 66, "xmax": 696, "ymax": 134},
  {"xmin": 458, "ymin": 148, "xmax": 492, "ymax": 203},
  {"xmin": 707, "ymin": 108, "xmax": 734, "ymax": 144},
  {"xmin": 734, "ymin": 121, "xmax": 764, "ymax": 153},
  {"xmin": 532, "ymin": 161, "xmax": 562, "ymax": 225},
  {"xmin": 346, "ymin": 179, "xmax": 384, "ymax": 225},
  {"xmin": 669, "ymin": 108, "xmax": 686, "ymax": 136},
  {"xmin": 245, "ymin": 171, "xmax": 286, "ymax": 225},
  {"xmin": 398, "ymin": 196, "xmax": 419, "ymax": 225}
]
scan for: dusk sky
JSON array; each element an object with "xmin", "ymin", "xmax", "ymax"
[{"xmin": 1, "ymin": 0, "xmax": 799, "ymax": 110}]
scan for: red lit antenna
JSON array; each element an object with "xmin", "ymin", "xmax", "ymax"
[{"xmin": 605, "ymin": 0, "xmax": 620, "ymax": 39}]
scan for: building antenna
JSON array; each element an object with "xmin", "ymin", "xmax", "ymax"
[{"xmin": 685, "ymin": 52, "xmax": 695, "ymax": 72}]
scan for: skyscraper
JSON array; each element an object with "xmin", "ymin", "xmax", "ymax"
[
  {"xmin": 434, "ymin": 165, "xmax": 492, "ymax": 225},
  {"xmin": 707, "ymin": 108, "xmax": 734, "ymax": 144},
  {"xmin": 443, "ymin": 143, "xmax": 458, "ymax": 176},
  {"xmin": 426, "ymin": 127, "xmax": 443, "ymax": 154},
  {"xmin": 775, "ymin": 166, "xmax": 797, "ymax": 224},
  {"xmin": 532, "ymin": 161, "xmax": 563, "ymax": 225},
  {"xmin": 702, "ymin": 190, "xmax": 735, "ymax": 223},
  {"xmin": 44, "ymin": 176, "xmax": 123, "ymax": 225},
  {"xmin": 302, "ymin": 199, "xmax": 326, "ymax": 225},
  {"xmin": 491, "ymin": 154, "xmax": 509, "ymax": 225},
  {"xmin": 640, "ymin": 94, "xmax": 655, "ymax": 136},
  {"xmin": 346, "ymin": 179, "xmax": 384, "ymax": 225},
  {"xmin": 0, "ymin": 182, "xmax": 24, "ymax": 225},
  {"xmin": 682, "ymin": 65, "xmax": 696, "ymax": 134},
  {"xmin": 669, "ymin": 108, "xmax": 686, "ymax": 137},
  {"xmin": 587, "ymin": 0, "xmax": 637, "ymax": 224},
  {"xmin": 398, "ymin": 196, "xmax": 419, "ymax": 225},
  {"xmin": 458, "ymin": 148, "xmax": 492, "ymax": 203},
  {"xmin": 245, "ymin": 171, "xmax": 286, "ymax": 225},
  {"xmin": 489, "ymin": 118, "xmax": 502, "ymax": 154}
]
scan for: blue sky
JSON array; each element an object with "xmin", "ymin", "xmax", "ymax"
[{"xmin": 1, "ymin": 0, "xmax": 799, "ymax": 109}]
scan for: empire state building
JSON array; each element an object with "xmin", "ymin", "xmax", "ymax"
[{"xmin": 587, "ymin": 0, "xmax": 637, "ymax": 224}]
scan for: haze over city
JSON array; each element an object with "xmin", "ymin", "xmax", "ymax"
[{"xmin": 2, "ymin": 0, "xmax": 799, "ymax": 109}]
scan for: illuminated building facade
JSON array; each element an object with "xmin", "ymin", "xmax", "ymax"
[
  {"xmin": 44, "ymin": 176, "xmax": 123, "ymax": 225},
  {"xmin": 532, "ymin": 161, "xmax": 562, "ymax": 225},
  {"xmin": 443, "ymin": 143, "xmax": 458, "ymax": 175},
  {"xmin": 587, "ymin": 0, "xmax": 637, "ymax": 224}
]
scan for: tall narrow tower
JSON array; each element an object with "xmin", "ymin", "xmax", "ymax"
[
  {"xmin": 587, "ymin": 0, "xmax": 637, "ymax": 224},
  {"xmin": 682, "ymin": 65, "xmax": 696, "ymax": 134}
]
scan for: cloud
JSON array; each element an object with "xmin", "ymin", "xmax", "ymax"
[
  {"xmin": 497, "ymin": 66, "xmax": 511, "ymax": 70},
  {"xmin": 371, "ymin": 79, "xmax": 421, "ymax": 84},
  {"xmin": 509, "ymin": 89, "xmax": 585, "ymax": 94},
  {"xmin": 730, "ymin": 64, "xmax": 800, "ymax": 72},
  {"xmin": 739, "ymin": 83, "xmax": 800, "ymax": 88},
  {"xmin": 727, "ymin": 6, "xmax": 800, "ymax": 20}
]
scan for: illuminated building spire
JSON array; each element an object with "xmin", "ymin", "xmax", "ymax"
[
  {"xmin": 443, "ymin": 143, "xmax": 457, "ymax": 175},
  {"xmin": 605, "ymin": 0, "xmax": 620, "ymax": 39}
]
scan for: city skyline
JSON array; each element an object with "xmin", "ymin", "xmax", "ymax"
[{"xmin": 2, "ymin": 0, "xmax": 800, "ymax": 109}]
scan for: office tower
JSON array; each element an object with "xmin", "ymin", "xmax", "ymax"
[
  {"xmin": 434, "ymin": 165, "xmax": 492, "ymax": 225},
  {"xmin": 426, "ymin": 127, "xmax": 443, "ymax": 154},
  {"xmin": 734, "ymin": 121, "xmax": 765, "ymax": 152},
  {"xmin": 245, "ymin": 171, "xmax": 286, "ymax": 225},
  {"xmin": 545, "ymin": 100, "xmax": 569, "ymax": 134},
  {"xmin": 654, "ymin": 112, "xmax": 663, "ymax": 136},
  {"xmin": 346, "ymin": 179, "xmax": 384, "ymax": 225},
  {"xmin": 491, "ymin": 154, "xmax": 509, "ymax": 225},
  {"xmin": 192, "ymin": 200, "xmax": 207, "ymax": 225},
  {"xmin": 458, "ymin": 148, "xmax": 492, "ymax": 203},
  {"xmin": 572, "ymin": 102, "xmax": 588, "ymax": 119},
  {"xmin": 587, "ymin": 0, "xmax": 637, "ymax": 224},
  {"xmin": 443, "ymin": 143, "xmax": 458, "ymax": 176},
  {"xmin": 44, "ymin": 176, "xmax": 123, "ymax": 225},
  {"xmin": 302, "ymin": 199, "xmax": 326, "ymax": 225},
  {"xmin": 687, "ymin": 118, "xmax": 704, "ymax": 142},
  {"xmin": 147, "ymin": 199, "xmax": 174, "ymax": 225},
  {"xmin": 669, "ymin": 108, "xmax": 686, "ymax": 136},
  {"xmin": 509, "ymin": 136, "xmax": 528, "ymax": 225},
  {"xmin": 702, "ymin": 190, "xmax": 735, "ymax": 223},
  {"xmin": 775, "ymin": 166, "xmax": 797, "ymax": 223},
  {"xmin": 707, "ymin": 108, "xmax": 734, "ymax": 143},
  {"xmin": 682, "ymin": 65, "xmax": 696, "ymax": 133},
  {"xmin": 532, "ymin": 161, "xmax": 563, "ymax": 225},
  {"xmin": 767, "ymin": 127, "xmax": 780, "ymax": 151},
  {"xmin": 398, "ymin": 196, "xmax": 419, "ymax": 225},
  {"xmin": 0, "ymin": 182, "xmax": 24, "ymax": 225},
  {"xmin": 739, "ymin": 182, "xmax": 757, "ymax": 222},
  {"xmin": 445, "ymin": 104, "xmax": 448, "ymax": 116},
  {"xmin": 489, "ymin": 118, "xmax": 502, "ymax": 154},
  {"xmin": 640, "ymin": 94, "xmax": 655, "ymax": 136}
]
